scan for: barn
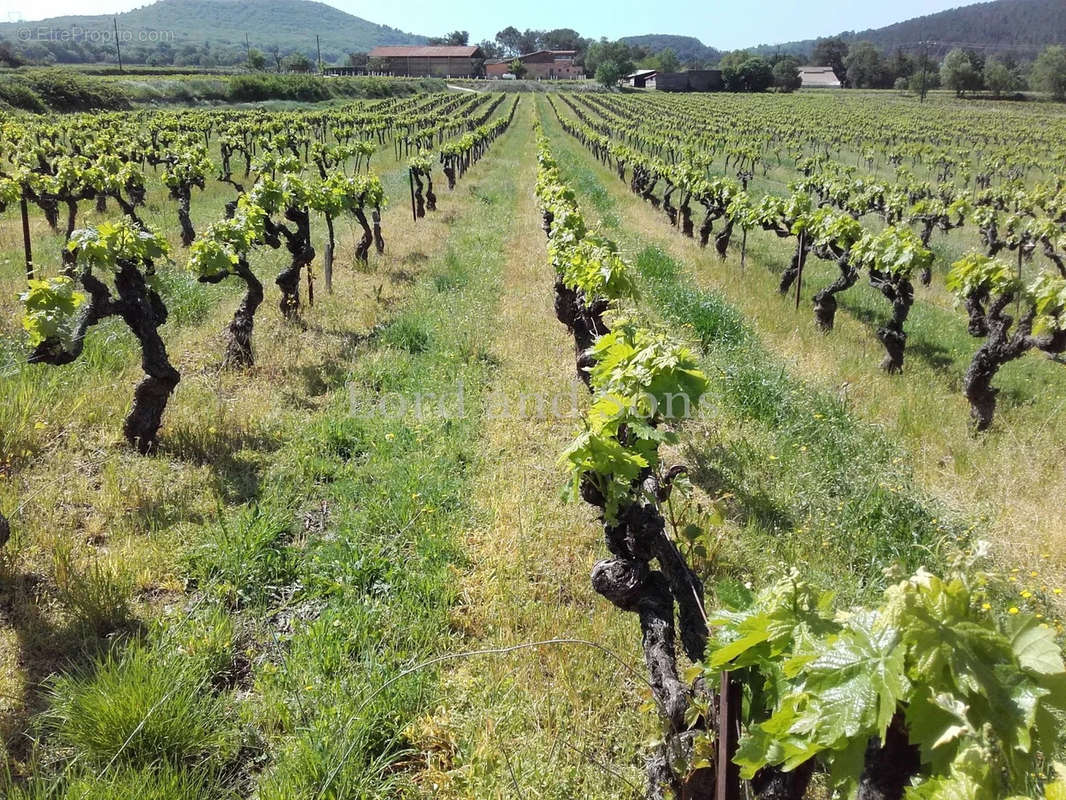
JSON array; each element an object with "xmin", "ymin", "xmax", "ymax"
[
  {"xmin": 797, "ymin": 66, "xmax": 842, "ymax": 88},
  {"xmin": 646, "ymin": 70, "xmax": 723, "ymax": 92},
  {"xmin": 367, "ymin": 45, "xmax": 485, "ymax": 78},
  {"xmin": 625, "ymin": 69, "xmax": 658, "ymax": 88}
]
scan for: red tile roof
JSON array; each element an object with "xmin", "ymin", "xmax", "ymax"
[{"xmin": 369, "ymin": 46, "xmax": 481, "ymax": 58}]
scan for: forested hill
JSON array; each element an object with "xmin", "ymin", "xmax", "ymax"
[
  {"xmin": 618, "ymin": 35, "xmax": 721, "ymax": 66},
  {"xmin": 0, "ymin": 0, "xmax": 426, "ymax": 66},
  {"xmin": 752, "ymin": 0, "xmax": 1066, "ymax": 58}
]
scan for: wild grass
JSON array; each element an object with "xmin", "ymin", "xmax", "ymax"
[
  {"xmin": 183, "ymin": 506, "xmax": 297, "ymax": 609},
  {"xmin": 45, "ymin": 643, "xmax": 239, "ymax": 769},
  {"xmin": 404, "ymin": 101, "xmax": 647, "ymax": 798},
  {"xmin": 51, "ymin": 546, "xmax": 134, "ymax": 637},
  {"xmin": 5, "ymin": 764, "xmax": 230, "ymax": 800}
]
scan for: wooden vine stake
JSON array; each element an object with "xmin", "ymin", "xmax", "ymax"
[
  {"xmin": 1015, "ymin": 242, "xmax": 1024, "ymax": 322},
  {"xmin": 21, "ymin": 193, "xmax": 33, "ymax": 280},
  {"xmin": 408, "ymin": 169, "xmax": 417, "ymax": 222},
  {"xmin": 714, "ymin": 672, "xmax": 741, "ymax": 800},
  {"xmin": 794, "ymin": 228, "xmax": 807, "ymax": 310}
]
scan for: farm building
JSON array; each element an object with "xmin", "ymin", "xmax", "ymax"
[
  {"xmin": 645, "ymin": 70, "xmax": 723, "ymax": 92},
  {"xmin": 367, "ymin": 45, "xmax": 484, "ymax": 77},
  {"xmin": 797, "ymin": 66, "xmax": 842, "ymax": 88},
  {"xmin": 625, "ymin": 69, "xmax": 658, "ymax": 88},
  {"xmin": 485, "ymin": 50, "xmax": 584, "ymax": 80}
]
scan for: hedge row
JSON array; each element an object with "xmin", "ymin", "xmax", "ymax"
[{"xmin": 0, "ymin": 68, "xmax": 446, "ymax": 112}]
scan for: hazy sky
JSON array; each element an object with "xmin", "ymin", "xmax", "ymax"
[{"xmin": 0, "ymin": 0, "xmax": 988, "ymax": 50}]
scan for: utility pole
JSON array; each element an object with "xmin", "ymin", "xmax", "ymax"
[
  {"xmin": 919, "ymin": 41, "xmax": 929, "ymax": 103},
  {"xmin": 113, "ymin": 16, "xmax": 123, "ymax": 72},
  {"xmin": 316, "ymin": 34, "xmax": 322, "ymax": 74},
  {"xmin": 245, "ymin": 32, "xmax": 250, "ymax": 63}
]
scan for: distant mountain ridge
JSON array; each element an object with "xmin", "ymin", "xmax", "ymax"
[
  {"xmin": 0, "ymin": 0, "xmax": 425, "ymax": 65},
  {"xmin": 622, "ymin": 0, "xmax": 1063, "ymax": 67},
  {"xmin": 750, "ymin": 0, "xmax": 1066, "ymax": 58}
]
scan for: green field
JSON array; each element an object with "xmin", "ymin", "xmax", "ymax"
[{"xmin": 1, "ymin": 86, "xmax": 1065, "ymax": 799}]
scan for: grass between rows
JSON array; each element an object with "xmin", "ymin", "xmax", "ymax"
[
  {"xmin": 405, "ymin": 101, "xmax": 648, "ymax": 799},
  {"xmin": 1, "ymin": 104, "xmax": 521, "ymax": 798}
]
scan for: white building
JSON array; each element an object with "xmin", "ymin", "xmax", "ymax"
[{"xmin": 797, "ymin": 66, "xmax": 842, "ymax": 88}]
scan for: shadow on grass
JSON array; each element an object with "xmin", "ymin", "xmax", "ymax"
[
  {"xmin": 161, "ymin": 427, "xmax": 284, "ymax": 506},
  {"xmin": 684, "ymin": 441, "xmax": 795, "ymax": 535},
  {"xmin": 836, "ymin": 300, "xmax": 959, "ymax": 374},
  {"xmin": 0, "ymin": 569, "xmax": 142, "ymax": 768}
]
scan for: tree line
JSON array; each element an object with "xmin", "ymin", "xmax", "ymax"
[{"xmin": 793, "ymin": 36, "xmax": 1066, "ymax": 99}]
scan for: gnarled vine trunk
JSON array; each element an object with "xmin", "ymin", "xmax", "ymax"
[
  {"xmin": 175, "ymin": 186, "xmax": 195, "ymax": 247},
  {"xmin": 751, "ymin": 763, "xmax": 816, "ymax": 800},
  {"xmin": 225, "ymin": 258, "xmax": 264, "ymax": 368},
  {"xmin": 714, "ymin": 219, "xmax": 734, "ymax": 259},
  {"xmin": 855, "ymin": 714, "xmax": 921, "ymax": 800},
  {"xmin": 373, "ymin": 208, "xmax": 385, "ymax": 254},
  {"xmin": 114, "ymin": 263, "xmax": 180, "ymax": 453},
  {"xmin": 680, "ymin": 195, "xmax": 694, "ymax": 238},
  {"xmin": 354, "ymin": 208, "xmax": 373, "ymax": 263},
  {"xmin": 553, "ymin": 279, "xmax": 609, "ymax": 386},
  {"xmin": 272, "ymin": 208, "xmax": 315, "ymax": 319},
  {"xmin": 589, "ymin": 480, "xmax": 712, "ymax": 799},
  {"xmin": 411, "ymin": 172, "xmax": 426, "ymax": 218},
  {"xmin": 812, "ymin": 256, "xmax": 858, "ymax": 332},
  {"xmin": 868, "ymin": 268, "xmax": 914, "ymax": 373},
  {"xmin": 425, "ymin": 173, "xmax": 437, "ymax": 211},
  {"xmin": 778, "ymin": 240, "xmax": 808, "ymax": 295},
  {"xmin": 323, "ymin": 214, "xmax": 335, "ymax": 294},
  {"xmin": 30, "ymin": 266, "xmax": 178, "ymax": 453}
]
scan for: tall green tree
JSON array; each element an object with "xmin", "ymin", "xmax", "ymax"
[
  {"xmin": 737, "ymin": 57, "xmax": 774, "ymax": 92},
  {"xmin": 1032, "ymin": 45, "xmax": 1066, "ymax": 100},
  {"xmin": 940, "ymin": 48, "xmax": 982, "ymax": 95},
  {"xmin": 477, "ymin": 40, "xmax": 503, "ymax": 59},
  {"xmin": 983, "ymin": 56, "xmax": 1015, "ymax": 97},
  {"xmin": 284, "ymin": 52, "xmax": 313, "ymax": 73},
  {"xmin": 724, "ymin": 56, "xmax": 774, "ymax": 92},
  {"xmin": 772, "ymin": 57, "xmax": 802, "ymax": 92},
  {"xmin": 584, "ymin": 39, "xmax": 635, "ymax": 79},
  {"xmin": 0, "ymin": 41, "xmax": 24, "ymax": 68},
  {"xmin": 540, "ymin": 28, "xmax": 587, "ymax": 53},
  {"xmin": 717, "ymin": 49, "xmax": 753, "ymax": 72},
  {"xmin": 888, "ymin": 48, "xmax": 914, "ymax": 81},
  {"xmin": 245, "ymin": 48, "xmax": 265, "ymax": 71},
  {"xmin": 495, "ymin": 26, "xmax": 539, "ymax": 57},
  {"xmin": 595, "ymin": 60, "xmax": 627, "ymax": 88},
  {"xmin": 843, "ymin": 42, "xmax": 890, "ymax": 88},
  {"xmin": 429, "ymin": 31, "xmax": 469, "ymax": 46},
  {"xmin": 812, "ymin": 37, "xmax": 849, "ymax": 85},
  {"xmin": 654, "ymin": 47, "xmax": 680, "ymax": 73}
]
